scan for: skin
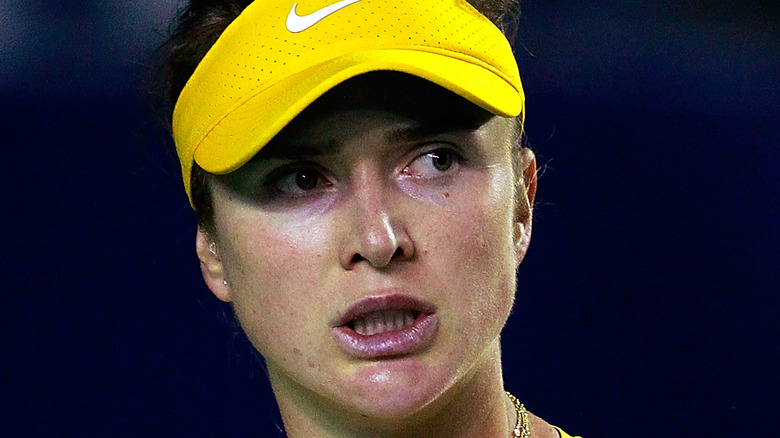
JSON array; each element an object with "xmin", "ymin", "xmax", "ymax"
[{"xmin": 195, "ymin": 74, "xmax": 552, "ymax": 437}]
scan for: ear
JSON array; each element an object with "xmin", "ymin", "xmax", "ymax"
[
  {"xmin": 514, "ymin": 148, "xmax": 537, "ymax": 266},
  {"xmin": 195, "ymin": 228, "xmax": 232, "ymax": 302}
]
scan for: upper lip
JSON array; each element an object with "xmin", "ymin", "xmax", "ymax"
[{"xmin": 331, "ymin": 293, "xmax": 437, "ymax": 328}]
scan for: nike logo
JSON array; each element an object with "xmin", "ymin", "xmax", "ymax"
[{"xmin": 286, "ymin": 0, "xmax": 364, "ymax": 33}]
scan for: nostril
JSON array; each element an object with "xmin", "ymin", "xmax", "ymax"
[{"xmin": 351, "ymin": 253, "xmax": 365, "ymax": 264}]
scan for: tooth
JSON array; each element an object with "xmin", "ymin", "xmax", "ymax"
[
  {"xmin": 354, "ymin": 318, "xmax": 365, "ymax": 335},
  {"xmin": 404, "ymin": 312, "xmax": 414, "ymax": 327},
  {"xmin": 384, "ymin": 311, "xmax": 396, "ymax": 330},
  {"xmin": 375, "ymin": 314, "xmax": 386, "ymax": 334},
  {"xmin": 394, "ymin": 312, "xmax": 404, "ymax": 330},
  {"xmin": 366, "ymin": 317, "xmax": 376, "ymax": 335}
]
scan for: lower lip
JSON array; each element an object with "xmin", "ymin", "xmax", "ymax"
[{"xmin": 332, "ymin": 313, "xmax": 438, "ymax": 359}]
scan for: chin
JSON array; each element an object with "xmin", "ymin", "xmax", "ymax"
[{"xmin": 330, "ymin": 356, "xmax": 458, "ymax": 421}]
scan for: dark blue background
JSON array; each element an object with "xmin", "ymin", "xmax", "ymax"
[{"xmin": 2, "ymin": 1, "xmax": 778, "ymax": 436}]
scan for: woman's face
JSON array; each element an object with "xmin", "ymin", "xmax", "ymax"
[{"xmin": 197, "ymin": 74, "xmax": 535, "ymax": 422}]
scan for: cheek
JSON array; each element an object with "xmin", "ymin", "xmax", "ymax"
[
  {"xmin": 452, "ymin": 167, "xmax": 517, "ymax": 272},
  {"xmin": 215, "ymin": 213, "xmax": 332, "ymax": 355},
  {"xmin": 426, "ymin": 169, "xmax": 518, "ymax": 327},
  {"xmin": 456, "ymin": 208, "xmax": 516, "ymax": 311}
]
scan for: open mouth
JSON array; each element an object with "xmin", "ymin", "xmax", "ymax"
[
  {"xmin": 332, "ymin": 294, "xmax": 438, "ymax": 358},
  {"xmin": 348, "ymin": 310, "xmax": 419, "ymax": 336}
]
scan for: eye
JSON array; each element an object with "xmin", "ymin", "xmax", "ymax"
[
  {"xmin": 292, "ymin": 169, "xmax": 319, "ymax": 191},
  {"xmin": 404, "ymin": 147, "xmax": 462, "ymax": 178},
  {"xmin": 266, "ymin": 166, "xmax": 331, "ymax": 197}
]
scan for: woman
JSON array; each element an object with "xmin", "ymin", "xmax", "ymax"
[{"xmin": 162, "ymin": 0, "xmax": 581, "ymax": 436}]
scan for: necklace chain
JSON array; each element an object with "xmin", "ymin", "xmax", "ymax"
[{"xmin": 505, "ymin": 391, "xmax": 530, "ymax": 438}]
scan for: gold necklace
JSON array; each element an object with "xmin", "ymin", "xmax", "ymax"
[{"xmin": 505, "ymin": 391, "xmax": 530, "ymax": 438}]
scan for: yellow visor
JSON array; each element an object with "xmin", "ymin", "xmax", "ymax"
[{"xmin": 173, "ymin": 0, "xmax": 525, "ymax": 202}]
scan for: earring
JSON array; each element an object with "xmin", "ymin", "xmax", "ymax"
[
  {"xmin": 209, "ymin": 241, "xmax": 217, "ymax": 255},
  {"xmin": 223, "ymin": 280, "xmax": 228, "ymax": 286}
]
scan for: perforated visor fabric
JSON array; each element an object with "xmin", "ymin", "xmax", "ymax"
[{"xmin": 173, "ymin": 0, "xmax": 524, "ymax": 200}]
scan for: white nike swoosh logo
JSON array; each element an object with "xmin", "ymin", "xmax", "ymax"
[{"xmin": 286, "ymin": 0, "xmax": 364, "ymax": 33}]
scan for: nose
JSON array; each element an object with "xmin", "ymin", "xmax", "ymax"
[{"xmin": 339, "ymin": 172, "xmax": 414, "ymax": 270}]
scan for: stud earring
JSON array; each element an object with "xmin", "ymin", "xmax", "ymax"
[{"xmin": 209, "ymin": 241, "xmax": 217, "ymax": 255}]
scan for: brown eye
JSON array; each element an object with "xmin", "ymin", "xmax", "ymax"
[
  {"xmin": 295, "ymin": 170, "xmax": 319, "ymax": 190},
  {"xmin": 430, "ymin": 151, "xmax": 453, "ymax": 171},
  {"xmin": 265, "ymin": 165, "xmax": 331, "ymax": 197},
  {"xmin": 403, "ymin": 146, "xmax": 463, "ymax": 179}
]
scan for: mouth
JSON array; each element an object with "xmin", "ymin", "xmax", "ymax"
[
  {"xmin": 331, "ymin": 294, "xmax": 438, "ymax": 359},
  {"xmin": 348, "ymin": 309, "xmax": 419, "ymax": 336}
]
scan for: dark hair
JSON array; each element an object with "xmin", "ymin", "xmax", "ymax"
[{"xmin": 159, "ymin": 0, "xmax": 523, "ymax": 231}]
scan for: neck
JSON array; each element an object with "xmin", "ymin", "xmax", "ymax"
[{"xmin": 271, "ymin": 340, "xmax": 515, "ymax": 438}]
